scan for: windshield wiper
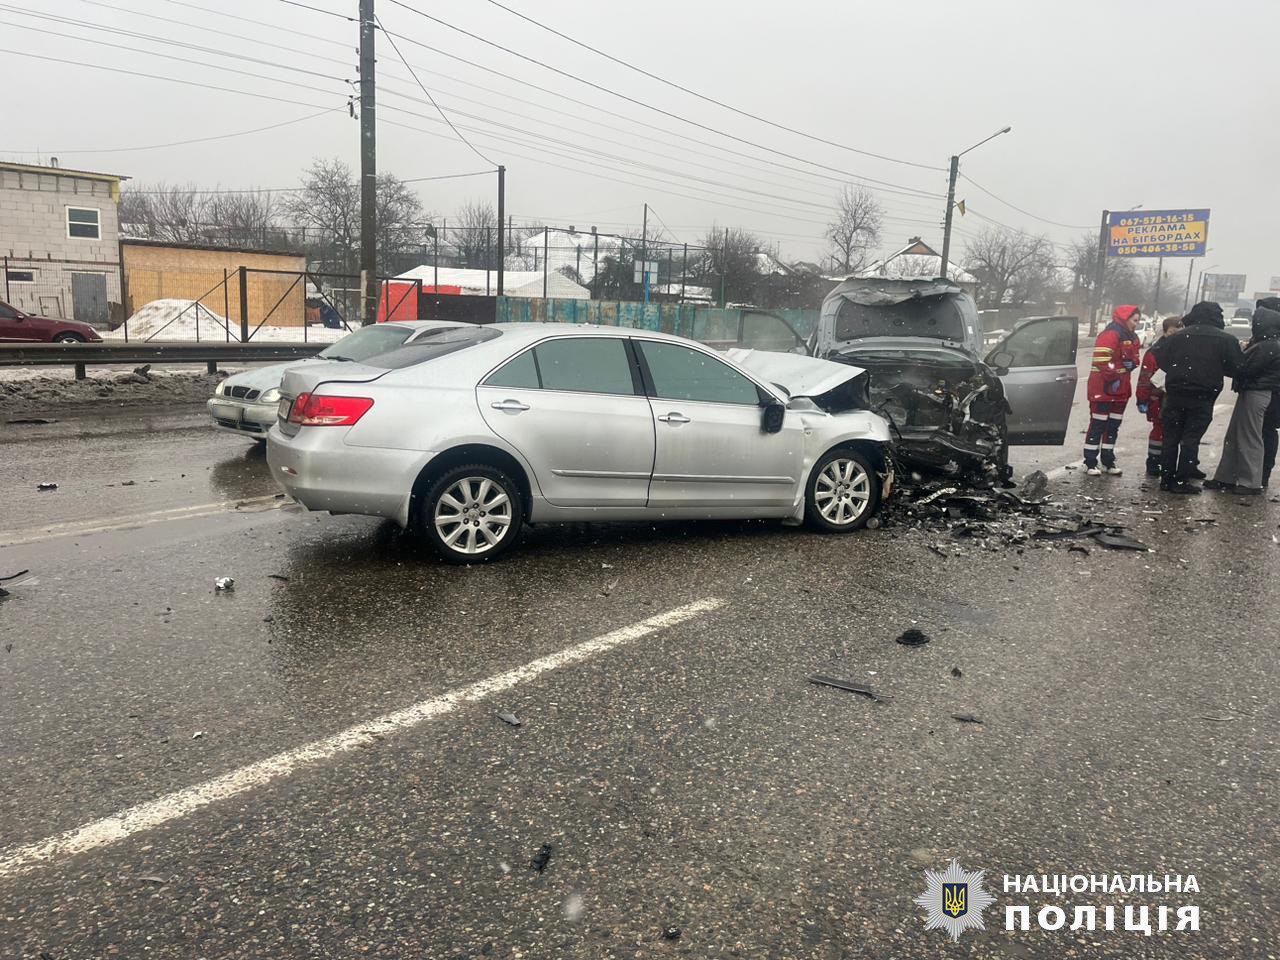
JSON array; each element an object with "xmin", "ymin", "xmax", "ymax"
[{"xmin": 324, "ymin": 354, "xmax": 355, "ymax": 362}]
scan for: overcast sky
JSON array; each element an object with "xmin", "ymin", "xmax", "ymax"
[{"xmin": 5, "ymin": 0, "xmax": 1279, "ymax": 295}]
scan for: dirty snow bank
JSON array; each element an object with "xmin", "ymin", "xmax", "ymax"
[
  {"xmin": 1, "ymin": 368, "xmax": 227, "ymax": 416},
  {"xmin": 105, "ymin": 299, "xmax": 347, "ymax": 343}
]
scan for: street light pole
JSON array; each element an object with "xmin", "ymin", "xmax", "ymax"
[
  {"xmin": 358, "ymin": 0, "xmax": 377, "ymax": 325},
  {"xmin": 939, "ymin": 126, "xmax": 1011, "ymax": 283}
]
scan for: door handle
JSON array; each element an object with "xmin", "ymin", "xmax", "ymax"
[
  {"xmin": 490, "ymin": 399, "xmax": 530, "ymax": 412},
  {"xmin": 657, "ymin": 412, "xmax": 690, "ymax": 424},
  {"xmin": 1054, "ymin": 373, "xmax": 1075, "ymax": 382}
]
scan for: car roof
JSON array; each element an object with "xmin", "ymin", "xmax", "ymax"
[{"xmin": 484, "ymin": 322, "xmax": 705, "ymax": 348}]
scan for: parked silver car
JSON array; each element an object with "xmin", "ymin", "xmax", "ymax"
[
  {"xmin": 267, "ymin": 323, "xmax": 894, "ymax": 563},
  {"xmin": 207, "ymin": 320, "xmax": 467, "ymax": 440}
]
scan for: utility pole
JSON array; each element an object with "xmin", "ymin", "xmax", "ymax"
[
  {"xmin": 1090, "ymin": 210, "xmax": 1109, "ymax": 336},
  {"xmin": 358, "ymin": 0, "xmax": 377, "ymax": 325},
  {"xmin": 496, "ymin": 165, "xmax": 505, "ymax": 296},
  {"xmin": 591, "ymin": 227, "xmax": 599, "ymax": 297},
  {"xmin": 719, "ymin": 226, "xmax": 729, "ymax": 307},
  {"xmin": 1152, "ymin": 256, "xmax": 1164, "ymax": 315},
  {"xmin": 939, "ymin": 155, "xmax": 958, "ymax": 281},
  {"xmin": 640, "ymin": 202, "xmax": 648, "ymax": 300},
  {"xmin": 1183, "ymin": 258, "xmax": 1196, "ymax": 311}
]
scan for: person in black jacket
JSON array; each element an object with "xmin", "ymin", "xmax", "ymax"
[
  {"xmin": 1255, "ymin": 296, "xmax": 1280, "ymax": 487},
  {"xmin": 1149, "ymin": 301, "xmax": 1244, "ymax": 494},
  {"xmin": 1205, "ymin": 303, "xmax": 1280, "ymax": 494}
]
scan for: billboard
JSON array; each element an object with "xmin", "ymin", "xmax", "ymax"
[
  {"xmin": 1107, "ymin": 209, "xmax": 1209, "ymax": 258},
  {"xmin": 1270, "ymin": 276, "xmax": 1280, "ymax": 291},
  {"xmin": 1202, "ymin": 273, "xmax": 1247, "ymax": 303}
]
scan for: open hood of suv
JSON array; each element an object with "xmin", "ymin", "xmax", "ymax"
[{"xmin": 816, "ymin": 277, "xmax": 981, "ymax": 356}]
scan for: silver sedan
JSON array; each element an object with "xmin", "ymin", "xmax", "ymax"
[{"xmin": 267, "ymin": 324, "xmax": 894, "ymax": 563}]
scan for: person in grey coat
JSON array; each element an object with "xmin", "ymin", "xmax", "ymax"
[{"xmin": 1204, "ymin": 303, "xmax": 1280, "ymax": 495}]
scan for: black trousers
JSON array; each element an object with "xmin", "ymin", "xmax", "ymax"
[
  {"xmin": 1263, "ymin": 394, "xmax": 1279, "ymax": 486},
  {"xmin": 1161, "ymin": 393, "xmax": 1215, "ymax": 481}
]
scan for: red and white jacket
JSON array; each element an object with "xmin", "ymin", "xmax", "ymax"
[
  {"xmin": 1086, "ymin": 305, "xmax": 1142, "ymax": 404},
  {"xmin": 1135, "ymin": 347, "xmax": 1164, "ymax": 422}
]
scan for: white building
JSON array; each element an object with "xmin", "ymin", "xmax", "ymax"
[
  {"xmin": 394, "ymin": 265, "xmax": 591, "ymax": 300},
  {"xmin": 859, "ymin": 237, "xmax": 977, "ymax": 290}
]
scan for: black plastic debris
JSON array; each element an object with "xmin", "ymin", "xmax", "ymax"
[
  {"xmin": 121, "ymin": 480, "xmax": 137, "ymax": 486},
  {"xmin": 267, "ymin": 574, "xmax": 290, "ymax": 582},
  {"xmin": 895, "ymin": 628, "xmax": 930, "ymax": 647},
  {"xmin": 36, "ymin": 482, "xmax": 57, "ymax": 491},
  {"xmin": 1032, "ymin": 525, "xmax": 1107, "ymax": 541},
  {"xmin": 950, "ymin": 667, "xmax": 963, "ymax": 678},
  {"xmin": 1092, "ymin": 531, "xmax": 1150, "ymax": 552},
  {"xmin": 530, "ymin": 843, "xmax": 554, "ymax": 874},
  {"xmin": 808, "ymin": 675, "xmax": 892, "ymax": 703},
  {"xmin": 951, "ymin": 713, "xmax": 984, "ymax": 724},
  {"xmin": 0, "ymin": 569, "xmax": 30, "ymax": 583},
  {"xmin": 496, "ymin": 711, "xmax": 521, "ymax": 727},
  {"xmin": 662, "ymin": 927, "xmax": 682, "ymax": 941},
  {"xmin": 1067, "ymin": 544, "xmax": 1090, "ymax": 556},
  {"xmin": 6, "ymin": 417, "xmax": 57, "ymax": 425},
  {"xmin": 1021, "ymin": 470, "xmax": 1050, "ymax": 500}
]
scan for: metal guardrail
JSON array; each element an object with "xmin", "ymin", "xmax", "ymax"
[{"xmin": 0, "ymin": 342, "xmax": 325, "ymax": 379}]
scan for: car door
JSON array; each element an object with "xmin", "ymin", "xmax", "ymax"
[
  {"xmin": 635, "ymin": 338, "xmax": 801, "ymax": 509},
  {"xmin": 986, "ymin": 316, "xmax": 1079, "ymax": 445},
  {"xmin": 476, "ymin": 336, "xmax": 655, "ymax": 507},
  {"xmin": 0, "ymin": 302, "xmax": 32, "ymax": 342}
]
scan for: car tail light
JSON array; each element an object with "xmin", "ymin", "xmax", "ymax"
[{"xmin": 287, "ymin": 392, "xmax": 374, "ymax": 426}]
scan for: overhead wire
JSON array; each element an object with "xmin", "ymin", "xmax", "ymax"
[
  {"xmin": 382, "ymin": 0, "xmax": 945, "ymax": 201},
  {"xmin": 475, "ymin": 0, "xmax": 943, "ymax": 172},
  {"xmin": 959, "ymin": 173, "xmax": 1093, "ymax": 230},
  {"xmin": 124, "ymin": 170, "xmax": 495, "ymax": 196},
  {"xmin": 374, "ymin": 12, "xmax": 497, "ymax": 167}
]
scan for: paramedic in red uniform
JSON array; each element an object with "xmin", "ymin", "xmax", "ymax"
[
  {"xmin": 1135, "ymin": 315, "xmax": 1185, "ymax": 476},
  {"xmin": 1084, "ymin": 305, "xmax": 1143, "ymax": 476}
]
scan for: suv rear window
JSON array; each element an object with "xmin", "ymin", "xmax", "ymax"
[
  {"xmin": 835, "ymin": 295, "xmax": 966, "ymax": 342},
  {"xmin": 363, "ymin": 327, "xmax": 502, "ymax": 369}
]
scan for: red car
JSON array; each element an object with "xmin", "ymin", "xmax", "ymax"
[{"xmin": 0, "ymin": 300, "xmax": 104, "ymax": 343}]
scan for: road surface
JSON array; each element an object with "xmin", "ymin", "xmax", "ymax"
[{"xmin": 1, "ymin": 390, "xmax": 1275, "ymax": 959}]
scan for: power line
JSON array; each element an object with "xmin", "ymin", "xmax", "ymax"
[
  {"xmin": 476, "ymin": 0, "xmax": 943, "ymax": 173},
  {"xmin": 1, "ymin": 109, "xmax": 340, "ymax": 156},
  {"xmin": 374, "ymin": 13, "xmax": 496, "ymax": 167},
  {"xmin": 124, "ymin": 170, "xmax": 494, "ymax": 196},
  {"xmin": 383, "ymin": 0, "xmax": 944, "ymax": 201},
  {"xmin": 959, "ymin": 173, "xmax": 1092, "ymax": 230},
  {"xmin": 150, "ymin": 0, "xmax": 350, "ymax": 48}
]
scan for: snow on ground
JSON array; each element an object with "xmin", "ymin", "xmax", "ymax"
[{"xmin": 103, "ymin": 299, "xmax": 348, "ymax": 344}]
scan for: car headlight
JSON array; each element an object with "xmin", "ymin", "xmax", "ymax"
[
  {"xmin": 260, "ymin": 387, "xmax": 281, "ymax": 403},
  {"xmin": 215, "ymin": 381, "xmax": 227, "ymax": 396}
]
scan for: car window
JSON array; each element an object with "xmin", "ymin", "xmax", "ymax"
[
  {"xmin": 362, "ymin": 327, "xmax": 502, "ymax": 369},
  {"xmin": 835, "ymin": 295, "xmax": 967, "ymax": 341},
  {"xmin": 484, "ymin": 348, "xmax": 540, "ymax": 388},
  {"xmin": 318, "ymin": 324, "xmax": 415, "ymax": 362},
  {"xmin": 640, "ymin": 340, "xmax": 761, "ymax": 405},
  {"xmin": 994, "ymin": 318, "xmax": 1077, "ymax": 367},
  {"xmin": 0, "ymin": 303, "xmax": 17, "ymax": 319},
  {"xmin": 534, "ymin": 337, "xmax": 636, "ymax": 395},
  {"xmin": 741, "ymin": 313, "xmax": 801, "ymax": 352}
]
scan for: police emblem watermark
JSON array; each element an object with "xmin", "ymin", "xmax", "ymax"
[{"xmin": 914, "ymin": 859, "xmax": 996, "ymax": 942}]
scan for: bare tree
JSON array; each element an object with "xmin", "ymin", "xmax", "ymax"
[
  {"xmin": 451, "ymin": 200, "xmax": 497, "ymax": 269},
  {"xmin": 695, "ymin": 225, "xmax": 766, "ymax": 305},
  {"xmin": 963, "ymin": 226, "xmax": 1058, "ymax": 307},
  {"xmin": 825, "ymin": 186, "xmax": 883, "ymax": 274},
  {"xmin": 283, "ymin": 158, "xmax": 427, "ymax": 273},
  {"xmin": 119, "ymin": 183, "xmax": 207, "ymax": 243},
  {"xmin": 1067, "ymin": 233, "xmax": 1143, "ymax": 310}
]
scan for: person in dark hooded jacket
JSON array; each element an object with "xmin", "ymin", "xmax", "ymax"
[
  {"xmin": 1255, "ymin": 296, "xmax": 1280, "ymax": 487},
  {"xmin": 1204, "ymin": 303, "xmax": 1280, "ymax": 494},
  {"xmin": 1149, "ymin": 301, "xmax": 1244, "ymax": 493}
]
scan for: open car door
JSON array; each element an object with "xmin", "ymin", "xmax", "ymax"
[{"xmin": 986, "ymin": 316, "xmax": 1079, "ymax": 445}]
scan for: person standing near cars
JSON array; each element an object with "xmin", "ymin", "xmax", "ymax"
[
  {"xmin": 1135, "ymin": 315, "xmax": 1185, "ymax": 477},
  {"xmin": 1150, "ymin": 301, "xmax": 1244, "ymax": 494},
  {"xmin": 1254, "ymin": 297, "xmax": 1280, "ymax": 487},
  {"xmin": 1203, "ymin": 302, "xmax": 1280, "ymax": 495},
  {"xmin": 1083, "ymin": 305, "xmax": 1142, "ymax": 476}
]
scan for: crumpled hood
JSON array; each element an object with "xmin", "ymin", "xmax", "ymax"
[
  {"xmin": 221, "ymin": 357, "xmax": 328, "ymax": 393},
  {"xmin": 723, "ymin": 348, "xmax": 866, "ymax": 399},
  {"xmin": 829, "ymin": 277, "xmax": 966, "ymax": 306}
]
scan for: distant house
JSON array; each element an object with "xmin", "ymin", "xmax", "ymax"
[
  {"xmin": 394, "ymin": 265, "xmax": 591, "ymax": 300},
  {"xmin": 0, "ymin": 160, "xmax": 129, "ymax": 324},
  {"xmin": 858, "ymin": 237, "xmax": 978, "ymax": 295}
]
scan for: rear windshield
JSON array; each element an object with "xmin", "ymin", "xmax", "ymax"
[
  {"xmin": 835, "ymin": 295, "xmax": 966, "ymax": 341},
  {"xmin": 318, "ymin": 324, "xmax": 416, "ymax": 362},
  {"xmin": 362, "ymin": 326, "xmax": 502, "ymax": 369}
]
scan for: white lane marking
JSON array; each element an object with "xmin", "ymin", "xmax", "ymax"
[
  {"xmin": 0, "ymin": 495, "xmax": 283, "ymax": 546},
  {"xmin": 0, "ymin": 597, "xmax": 724, "ymax": 879}
]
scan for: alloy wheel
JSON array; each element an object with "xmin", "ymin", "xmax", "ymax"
[
  {"xmin": 433, "ymin": 476, "xmax": 513, "ymax": 555},
  {"xmin": 814, "ymin": 457, "xmax": 871, "ymax": 526}
]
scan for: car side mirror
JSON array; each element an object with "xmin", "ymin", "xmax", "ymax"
[
  {"xmin": 761, "ymin": 399, "xmax": 785, "ymax": 434},
  {"xmin": 989, "ymin": 348, "xmax": 1013, "ymax": 376}
]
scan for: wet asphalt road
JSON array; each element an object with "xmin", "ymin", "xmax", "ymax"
[{"xmin": 0, "ymin": 398, "xmax": 1276, "ymax": 960}]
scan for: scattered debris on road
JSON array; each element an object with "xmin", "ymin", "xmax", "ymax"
[
  {"xmin": 214, "ymin": 577, "xmax": 235, "ymax": 591},
  {"xmin": 1092, "ymin": 531, "xmax": 1151, "ymax": 551},
  {"xmin": 6, "ymin": 417, "xmax": 57, "ymax": 425},
  {"xmin": 1021, "ymin": 470, "xmax": 1050, "ymax": 499},
  {"xmin": 951, "ymin": 713, "xmax": 984, "ymax": 724},
  {"xmin": 496, "ymin": 711, "xmax": 522, "ymax": 727},
  {"xmin": 807, "ymin": 675, "xmax": 892, "ymax": 703},
  {"xmin": 137, "ymin": 875, "xmax": 167, "ymax": 886},
  {"xmin": 267, "ymin": 574, "xmax": 290, "ymax": 582},
  {"xmin": 36, "ymin": 482, "xmax": 57, "ymax": 491},
  {"xmin": 530, "ymin": 843, "xmax": 554, "ymax": 874},
  {"xmin": 950, "ymin": 667, "xmax": 963, "ymax": 678},
  {"xmin": 128, "ymin": 365, "xmax": 153, "ymax": 384},
  {"xmin": 191, "ymin": 731, "xmax": 205, "ymax": 740},
  {"xmin": 895, "ymin": 627, "xmax": 931, "ymax": 647},
  {"xmin": 662, "ymin": 927, "xmax": 682, "ymax": 941}
]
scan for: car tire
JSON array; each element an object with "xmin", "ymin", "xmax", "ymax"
[
  {"xmin": 54, "ymin": 333, "xmax": 85, "ymax": 343},
  {"xmin": 804, "ymin": 447, "xmax": 881, "ymax": 533},
  {"xmin": 418, "ymin": 463, "xmax": 524, "ymax": 564}
]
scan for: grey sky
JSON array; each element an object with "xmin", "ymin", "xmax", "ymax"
[{"xmin": 5, "ymin": 0, "xmax": 1279, "ymax": 294}]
